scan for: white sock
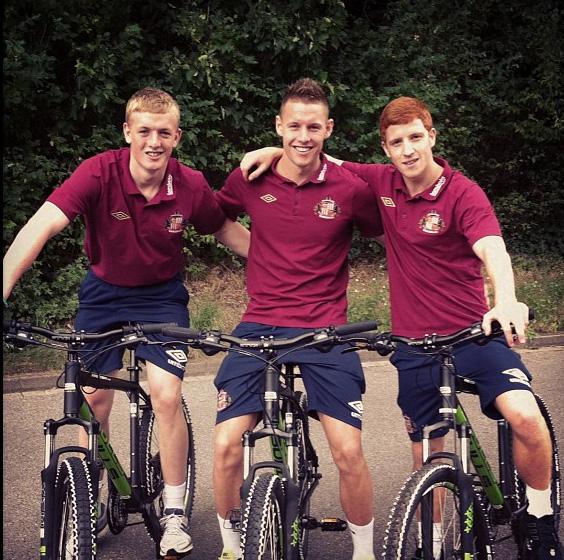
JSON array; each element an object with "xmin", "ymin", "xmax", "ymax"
[
  {"xmin": 416, "ymin": 522, "xmax": 443, "ymax": 559},
  {"xmin": 347, "ymin": 518, "xmax": 375, "ymax": 560},
  {"xmin": 218, "ymin": 514, "xmax": 241, "ymax": 557},
  {"xmin": 163, "ymin": 482, "xmax": 186, "ymax": 511},
  {"xmin": 526, "ymin": 485, "xmax": 553, "ymax": 518}
]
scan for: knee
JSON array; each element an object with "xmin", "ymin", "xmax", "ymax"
[
  {"xmin": 213, "ymin": 428, "xmax": 243, "ymax": 468},
  {"xmin": 150, "ymin": 387, "xmax": 182, "ymax": 418},
  {"xmin": 507, "ymin": 408, "xmax": 548, "ymax": 441},
  {"xmin": 85, "ymin": 389, "xmax": 114, "ymax": 421},
  {"xmin": 332, "ymin": 441, "xmax": 366, "ymax": 477}
]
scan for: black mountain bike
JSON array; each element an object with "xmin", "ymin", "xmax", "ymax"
[
  {"xmin": 153, "ymin": 320, "xmax": 380, "ymax": 560},
  {"xmin": 3, "ymin": 320, "xmax": 197, "ymax": 560},
  {"xmin": 364, "ymin": 319, "xmax": 561, "ymax": 559}
]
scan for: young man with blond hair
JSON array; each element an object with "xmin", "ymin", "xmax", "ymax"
[
  {"xmin": 213, "ymin": 78, "xmax": 382, "ymax": 560},
  {"xmin": 4, "ymin": 87, "xmax": 250, "ymax": 559},
  {"xmin": 242, "ymin": 95, "xmax": 561, "ymax": 560}
]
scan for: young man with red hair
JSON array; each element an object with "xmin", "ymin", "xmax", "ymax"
[{"xmin": 241, "ymin": 95, "xmax": 561, "ymax": 560}]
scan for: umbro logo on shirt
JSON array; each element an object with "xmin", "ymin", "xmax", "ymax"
[
  {"xmin": 381, "ymin": 197, "xmax": 395, "ymax": 207},
  {"xmin": 260, "ymin": 194, "xmax": 277, "ymax": 203},
  {"xmin": 111, "ymin": 211, "xmax": 131, "ymax": 220}
]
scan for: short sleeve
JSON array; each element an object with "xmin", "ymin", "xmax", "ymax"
[
  {"xmin": 215, "ymin": 168, "xmax": 247, "ymax": 221},
  {"xmin": 46, "ymin": 157, "xmax": 102, "ymax": 221},
  {"xmin": 454, "ymin": 182, "xmax": 502, "ymax": 245},
  {"xmin": 188, "ymin": 175, "xmax": 227, "ymax": 235}
]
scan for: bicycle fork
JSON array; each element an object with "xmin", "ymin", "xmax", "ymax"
[{"xmin": 40, "ymin": 360, "xmax": 101, "ymax": 559}]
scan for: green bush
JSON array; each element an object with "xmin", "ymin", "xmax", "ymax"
[{"xmin": 4, "ymin": 0, "xmax": 563, "ymax": 323}]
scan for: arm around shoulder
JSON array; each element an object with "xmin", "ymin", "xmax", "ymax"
[{"xmin": 3, "ymin": 202, "xmax": 70, "ymax": 300}]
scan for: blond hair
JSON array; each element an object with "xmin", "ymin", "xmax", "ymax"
[{"xmin": 125, "ymin": 88, "xmax": 180, "ymax": 125}]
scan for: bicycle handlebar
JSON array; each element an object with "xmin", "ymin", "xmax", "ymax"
[
  {"xmin": 158, "ymin": 320, "xmax": 378, "ymax": 352},
  {"xmin": 3, "ymin": 320, "xmax": 180, "ymax": 345},
  {"xmin": 358, "ymin": 308, "xmax": 536, "ymax": 355}
]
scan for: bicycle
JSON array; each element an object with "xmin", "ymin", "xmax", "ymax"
[
  {"xmin": 153, "ymin": 320, "xmax": 380, "ymax": 560},
  {"xmin": 3, "ymin": 320, "xmax": 197, "ymax": 560},
  {"xmin": 364, "ymin": 318, "xmax": 561, "ymax": 559}
]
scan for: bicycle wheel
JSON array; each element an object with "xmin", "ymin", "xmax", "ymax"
[
  {"xmin": 382, "ymin": 462, "xmax": 491, "ymax": 560},
  {"xmin": 139, "ymin": 394, "xmax": 196, "ymax": 542},
  {"xmin": 52, "ymin": 457, "xmax": 97, "ymax": 560},
  {"xmin": 241, "ymin": 473, "xmax": 285, "ymax": 560},
  {"xmin": 295, "ymin": 391, "xmax": 311, "ymax": 560},
  {"xmin": 510, "ymin": 394, "xmax": 561, "ymax": 550}
]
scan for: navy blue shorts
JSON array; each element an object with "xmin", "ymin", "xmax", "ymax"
[
  {"xmin": 392, "ymin": 336, "xmax": 533, "ymax": 442},
  {"xmin": 75, "ymin": 270, "xmax": 190, "ymax": 379},
  {"xmin": 214, "ymin": 323, "xmax": 367, "ymax": 429}
]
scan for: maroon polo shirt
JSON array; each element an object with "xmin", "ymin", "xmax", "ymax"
[
  {"xmin": 343, "ymin": 158, "xmax": 502, "ymax": 337},
  {"xmin": 216, "ymin": 157, "xmax": 383, "ymax": 327},
  {"xmin": 47, "ymin": 148, "xmax": 226, "ymax": 286}
]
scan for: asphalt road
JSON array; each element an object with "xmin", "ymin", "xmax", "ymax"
[{"xmin": 3, "ymin": 346, "xmax": 563, "ymax": 559}]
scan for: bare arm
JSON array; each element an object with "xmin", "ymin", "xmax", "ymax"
[
  {"xmin": 213, "ymin": 219, "xmax": 250, "ymax": 258},
  {"xmin": 472, "ymin": 235, "xmax": 529, "ymax": 346},
  {"xmin": 3, "ymin": 202, "xmax": 71, "ymax": 300}
]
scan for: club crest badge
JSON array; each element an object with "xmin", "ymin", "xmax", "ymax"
[
  {"xmin": 165, "ymin": 212, "xmax": 188, "ymax": 233},
  {"xmin": 217, "ymin": 389, "xmax": 232, "ymax": 412},
  {"xmin": 314, "ymin": 196, "xmax": 341, "ymax": 220},
  {"xmin": 418, "ymin": 209, "xmax": 445, "ymax": 234}
]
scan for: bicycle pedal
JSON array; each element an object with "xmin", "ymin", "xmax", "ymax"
[{"xmin": 319, "ymin": 517, "xmax": 347, "ymax": 531}]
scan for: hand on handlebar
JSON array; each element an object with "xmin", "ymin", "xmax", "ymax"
[{"xmin": 481, "ymin": 301, "xmax": 529, "ymax": 347}]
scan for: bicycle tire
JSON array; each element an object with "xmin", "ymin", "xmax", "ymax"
[
  {"xmin": 139, "ymin": 394, "xmax": 196, "ymax": 542},
  {"xmin": 382, "ymin": 462, "xmax": 492, "ymax": 560},
  {"xmin": 510, "ymin": 393, "xmax": 561, "ymax": 552},
  {"xmin": 295, "ymin": 391, "xmax": 311, "ymax": 560},
  {"xmin": 241, "ymin": 473, "xmax": 285, "ymax": 560},
  {"xmin": 51, "ymin": 457, "xmax": 97, "ymax": 560}
]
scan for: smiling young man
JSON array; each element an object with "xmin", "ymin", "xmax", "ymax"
[
  {"xmin": 212, "ymin": 78, "xmax": 382, "ymax": 560},
  {"xmin": 240, "ymin": 96, "xmax": 562, "ymax": 560},
  {"xmin": 3, "ymin": 87, "xmax": 249, "ymax": 559}
]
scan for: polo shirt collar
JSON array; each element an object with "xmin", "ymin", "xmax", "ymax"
[
  {"xmin": 393, "ymin": 157, "xmax": 453, "ymax": 200},
  {"xmin": 122, "ymin": 150, "xmax": 177, "ymax": 203},
  {"xmin": 271, "ymin": 153, "xmax": 329, "ymax": 186}
]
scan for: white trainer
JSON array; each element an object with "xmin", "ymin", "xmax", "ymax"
[{"xmin": 159, "ymin": 508, "xmax": 193, "ymax": 557}]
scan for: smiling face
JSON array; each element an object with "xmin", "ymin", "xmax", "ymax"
[
  {"xmin": 382, "ymin": 118, "xmax": 437, "ymax": 189},
  {"xmin": 275, "ymin": 99, "xmax": 333, "ymax": 183},
  {"xmin": 123, "ymin": 110, "xmax": 182, "ymax": 181}
]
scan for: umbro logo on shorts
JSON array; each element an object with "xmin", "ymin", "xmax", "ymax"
[
  {"xmin": 348, "ymin": 400, "xmax": 364, "ymax": 420},
  {"xmin": 501, "ymin": 368, "xmax": 531, "ymax": 387},
  {"xmin": 166, "ymin": 349, "xmax": 188, "ymax": 370}
]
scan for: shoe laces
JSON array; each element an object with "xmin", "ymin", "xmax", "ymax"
[{"xmin": 160, "ymin": 508, "xmax": 188, "ymax": 535}]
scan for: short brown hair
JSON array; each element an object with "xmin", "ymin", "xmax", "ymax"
[
  {"xmin": 125, "ymin": 87, "xmax": 180, "ymax": 124},
  {"xmin": 379, "ymin": 96, "xmax": 433, "ymax": 141},
  {"xmin": 280, "ymin": 78, "xmax": 329, "ymax": 113}
]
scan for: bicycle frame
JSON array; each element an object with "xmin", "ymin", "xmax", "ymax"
[
  {"xmin": 418, "ymin": 348, "xmax": 516, "ymax": 557},
  {"xmin": 40, "ymin": 344, "xmax": 152, "ymax": 558},
  {"xmin": 239, "ymin": 358, "xmax": 319, "ymax": 560}
]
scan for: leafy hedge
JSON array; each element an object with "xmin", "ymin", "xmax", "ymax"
[{"xmin": 4, "ymin": 0, "xmax": 563, "ymax": 323}]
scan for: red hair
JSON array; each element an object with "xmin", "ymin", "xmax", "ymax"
[{"xmin": 379, "ymin": 97, "xmax": 433, "ymax": 141}]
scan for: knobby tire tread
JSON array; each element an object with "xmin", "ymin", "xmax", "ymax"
[
  {"xmin": 53, "ymin": 457, "xmax": 96, "ymax": 560},
  {"xmin": 382, "ymin": 462, "xmax": 491, "ymax": 560},
  {"xmin": 242, "ymin": 474, "xmax": 285, "ymax": 560}
]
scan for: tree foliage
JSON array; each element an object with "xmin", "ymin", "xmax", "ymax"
[{"xmin": 4, "ymin": 0, "xmax": 563, "ymax": 322}]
